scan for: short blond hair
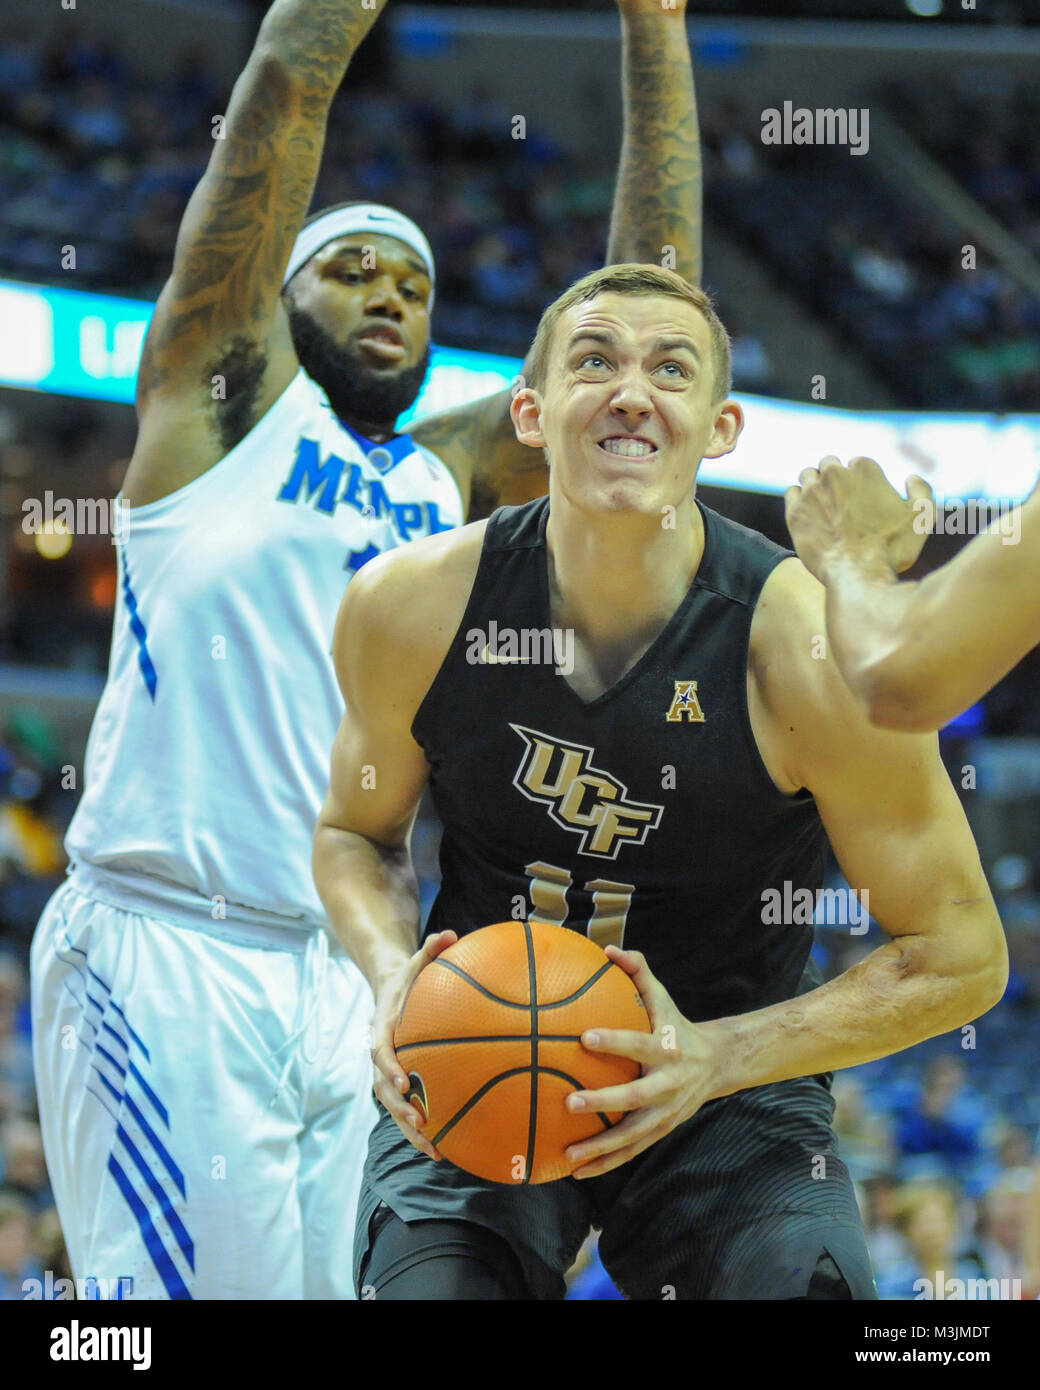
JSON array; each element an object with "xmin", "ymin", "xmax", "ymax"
[{"xmin": 526, "ymin": 264, "xmax": 732, "ymax": 402}]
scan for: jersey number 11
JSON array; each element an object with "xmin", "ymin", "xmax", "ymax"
[{"xmin": 525, "ymin": 860, "xmax": 635, "ymax": 950}]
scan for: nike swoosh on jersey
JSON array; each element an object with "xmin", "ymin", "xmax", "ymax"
[{"xmin": 482, "ymin": 644, "xmax": 532, "ymax": 665}]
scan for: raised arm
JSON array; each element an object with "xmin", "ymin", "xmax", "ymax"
[
  {"xmin": 786, "ymin": 457, "xmax": 1040, "ymax": 732},
  {"xmin": 607, "ymin": 0, "xmax": 702, "ymax": 281},
  {"xmin": 125, "ymin": 0, "xmax": 391, "ymax": 504},
  {"xmin": 412, "ymin": 0, "xmax": 703, "ymax": 517}
]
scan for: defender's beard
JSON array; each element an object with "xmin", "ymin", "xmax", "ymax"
[{"xmin": 287, "ymin": 303, "xmax": 432, "ymax": 431}]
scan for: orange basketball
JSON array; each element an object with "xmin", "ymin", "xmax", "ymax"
[{"xmin": 393, "ymin": 920, "xmax": 650, "ymax": 1184}]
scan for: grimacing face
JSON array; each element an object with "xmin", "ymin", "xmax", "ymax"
[
  {"xmin": 282, "ymin": 232, "xmax": 433, "ymax": 427},
  {"xmin": 511, "ymin": 292, "xmax": 743, "ymax": 519}
]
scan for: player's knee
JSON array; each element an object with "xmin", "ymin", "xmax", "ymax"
[{"xmin": 359, "ymin": 1208, "xmax": 532, "ymax": 1300}]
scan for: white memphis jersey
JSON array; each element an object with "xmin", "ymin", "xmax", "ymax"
[{"xmin": 66, "ymin": 367, "xmax": 465, "ymax": 926}]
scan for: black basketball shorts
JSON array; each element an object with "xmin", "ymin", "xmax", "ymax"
[{"xmin": 353, "ymin": 1073, "xmax": 878, "ymax": 1300}]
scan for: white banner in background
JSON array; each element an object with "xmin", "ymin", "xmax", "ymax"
[
  {"xmin": 710, "ymin": 393, "xmax": 1040, "ymax": 501},
  {"xmin": 0, "ymin": 278, "xmax": 1036, "ymax": 501}
]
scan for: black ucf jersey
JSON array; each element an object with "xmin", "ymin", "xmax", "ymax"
[{"xmin": 413, "ymin": 496, "xmax": 829, "ymax": 1026}]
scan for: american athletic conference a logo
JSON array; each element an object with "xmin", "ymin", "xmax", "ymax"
[{"xmin": 510, "ymin": 724, "xmax": 664, "ymax": 859}]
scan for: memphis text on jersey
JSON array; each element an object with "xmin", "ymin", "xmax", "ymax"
[{"xmin": 277, "ymin": 437, "xmax": 454, "ymax": 541}]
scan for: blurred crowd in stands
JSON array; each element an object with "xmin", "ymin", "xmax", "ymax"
[
  {"xmin": 3, "ymin": 22, "xmax": 1038, "ymax": 408},
  {"xmin": 702, "ymin": 85, "xmax": 1040, "ymax": 411},
  {"xmin": 0, "ymin": 21, "xmax": 1038, "ymax": 1300},
  {"xmin": 0, "ymin": 717, "xmax": 72, "ymax": 1300}
]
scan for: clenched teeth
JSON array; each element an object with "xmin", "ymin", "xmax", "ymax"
[{"xmin": 599, "ymin": 437, "xmax": 656, "ymax": 457}]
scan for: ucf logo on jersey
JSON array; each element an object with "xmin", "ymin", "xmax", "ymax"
[{"xmin": 510, "ymin": 724, "xmax": 664, "ymax": 859}]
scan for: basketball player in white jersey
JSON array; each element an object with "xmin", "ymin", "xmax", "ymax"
[
  {"xmin": 29, "ymin": 0, "xmax": 704, "ymax": 1298},
  {"xmin": 785, "ymin": 457, "xmax": 1040, "ymax": 732}
]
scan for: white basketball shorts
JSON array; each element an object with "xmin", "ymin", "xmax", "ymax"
[{"xmin": 30, "ymin": 864, "xmax": 376, "ymax": 1300}]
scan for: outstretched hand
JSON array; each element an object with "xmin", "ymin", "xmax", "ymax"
[{"xmin": 785, "ymin": 455, "xmax": 935, "ymax": 584}]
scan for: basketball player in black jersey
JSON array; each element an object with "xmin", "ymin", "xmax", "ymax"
[{"xmin": 314, "ymin": 264, "xmax": 1008, "ymax": 1301}]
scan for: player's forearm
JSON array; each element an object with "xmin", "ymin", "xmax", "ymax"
[
  {"xmin": 608, "ymin": 4, "xmax": 702, "ymax": 281},
  {"xmin": 821, "ymin": 541, "xmax": 1020, "ymax": 733},
  {"xmin": 707, "ymin": 918, "xmax": 1007, "ymax": 1099},
  {"xmin": 313, "ymin": 824, "xmax": 420, "ymax": 993},
  {"xmin": 817, "ymin": 546, "xmax": 928, "ymax": 726},
  {"xmin": 257, "ymin": 0, "xmax": 390, "ymax": 105},
  {"xmin": 150, "ymin": 0, "xmax": 390, "ymax": 385}
]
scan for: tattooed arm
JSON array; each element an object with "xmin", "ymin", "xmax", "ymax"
[
  {"xmin": 410, "ymin": 382, "xmax": 549, "ymax": 520},
  {"xmin": 125, "ymin": 0, "xmax": 390, "ymax": 505},
  {"xmin": 608, "ymin": 0, "xmax": 701, "ymax": 283},
  {"xmin": 414, "ymin": 1, "xmax": 702, "ymax": 517}
]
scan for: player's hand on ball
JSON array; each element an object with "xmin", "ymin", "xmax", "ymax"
[
  {"xmin": 784, "ymin": 455, "xmax": 934, "ymax": 583},
  {"xmin": 370, "ymin": 930, "xmax": 457, "ymax": 1161},
  {"xmin": 563, "ymin": 946, "xmax": 724, "ymax": 1179}
]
